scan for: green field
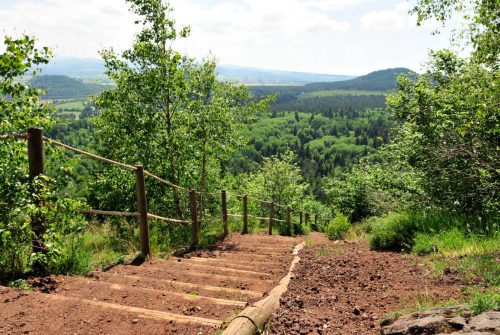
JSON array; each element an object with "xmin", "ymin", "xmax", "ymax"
[
  {"xmin": 299, "ymin": 89, "xmax": 391, "ymax": 99},
  {"xmin": 53, "ymin": 100, "xmax": 85, "ymax": 110},
  {"xmin": 52, "ymin": 100, "xmax": 85, "ymax": 120}
]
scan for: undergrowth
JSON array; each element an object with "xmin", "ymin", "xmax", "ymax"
[
  {"xmin": 326, "ymin": 213, "xmax": 350, "ymax": 240},
  {"xmin": 369, "ymin": 210, "xmax": 499, "ymax": 316}
]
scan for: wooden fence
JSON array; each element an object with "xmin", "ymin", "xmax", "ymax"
[{"xmin": 3, "ymin": 128, "xmax": 320, "ymax": 256}]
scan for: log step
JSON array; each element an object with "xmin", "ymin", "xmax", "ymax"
[{"xmin": 44, "ymin": 294, "xmax": 223, "ymax": 326}]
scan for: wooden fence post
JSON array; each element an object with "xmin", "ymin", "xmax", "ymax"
[
  {"xmin": 287, "ymin": 207, "xmax": 291, "ymax": 236},
  {"xmin": 190, "ymin": 189, "xmax": 199, "ymax": 248},
  {"xmin": 268, "ymin": 202, "xmax": 274, "ymax": 235},
  {"xmin": 135, "ymin": 165, "xmax": 150, "ymax": 256},
  {"xmin": 222, "ymin": 190, "xmax": 228, "ymax": 236},
  {"xmin": 27, "ymin": 128, "xmax": 46, "ymax": 258},
  {"xmin": 242, "ymin": 195, "xmax": 248, "ymax": 234}
]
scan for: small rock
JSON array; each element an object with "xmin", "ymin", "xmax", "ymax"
[{"xmin": 132, "ymin": 319, "xmax": 139, "ymax": 324}]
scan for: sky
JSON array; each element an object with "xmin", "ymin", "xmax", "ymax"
[{"xmin": 0, "ymin": 0, "xmax": 460, "ymax": 75}]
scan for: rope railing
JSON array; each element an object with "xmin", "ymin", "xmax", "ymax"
[
  {"xmin": 143, "ymin": 169, "xmax": 190, "ymax": 192},
  {"xmin": 147, "ymin": 213, "xmax": 189, "ymax": 227},
  {"xmin": 0, "ymin": 133, "xmax": 28, "ymax": 140},
  {"xmin": 77, "ymin": 209, "xmax": 140, "ymax": 217},
  {"xmin": 6, "ymin": 129, "xmax": 320, "ymax": 257},
  {"xmin": 43, "ymin": 136, "xmax": 138, "ymax": 171}
]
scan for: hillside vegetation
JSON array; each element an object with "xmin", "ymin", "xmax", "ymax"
[{"xmin": 29, "ymin": 75, "xmax": 108, "ymax": 99}]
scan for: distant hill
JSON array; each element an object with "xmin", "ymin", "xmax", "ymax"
[
  {"xmin": 40, "ymin": 57, "xmax": 355, "ymax": 85},
  {"xmin": 41, "ymin": 58, "xmax": 107, "ymax": 81},
  {"xmin": 303, "ymin": 67, "xmax": 415, "ymax": 91},
  {"xmin": 30, "ymin": 75, "xmax": 108, "ymax": 99},
  {"xmin": 217, "ymin": 65, "xmax": 355, "ymax": 85},
  {"xmin": 251, "ymin": 68, "xmax": 417, "ymax": 101}
]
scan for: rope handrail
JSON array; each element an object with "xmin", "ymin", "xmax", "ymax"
[
  {"xmin": 195, "ymin": 190, "xmax": 221, "ymax": 196},
  {"xmin": 43, "ymin": 136, "xmax": 138, "ymax": 171},
  {"xmin": 8, "ymin": 132, "xmax": 312, "ymax": 219},
  {"xmin": 198, "ymin": 216, "xmax": 222, "ymax": 223},
  {"xmin": 0, "ymin": 133, "xmax": 28, "ymax": 140},
  {"xmin": 143, "ymin": 170, "xmax": 189, "ymax": 192},
  {"xmin": 147, "ymin": 213, "xmax": 189, "ymax": 227},
  {"xmin": 77, "ymin": 209, "xmax": 139, "ymax": 217},
  {"xmin": 225, "ymin": 191, "xmax": 245, "ymax": 199},
  {"xmin": 10, "ymin": 127, "xmax": 322, "ymax": 258}
]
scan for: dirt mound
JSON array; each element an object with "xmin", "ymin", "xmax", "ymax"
[{"xmin": 267, "ymin": 235, "xmax": 464, "ymax": 334}]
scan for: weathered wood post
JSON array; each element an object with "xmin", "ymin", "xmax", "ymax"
[
  {"xmin": 135, "ymin": 165, "xmax": 150, "ymax": 256},
  {"xmin": 268, "ymin": 202, "xmax": 274, "ymax": 235},
  {"xmin": 242, "ymin": 195, "xmax": 248, "ymax": 234},
  {"xmin": 222, "ymin": 190, "xmax": 228, "ymax": 236},
  {"xmin": 28, "ymin": 128, "xmax": 46, "ymax": 258},
  {"xmin": 287, "ymin": 207, "xmax": 292, "ymax": 236},
  {"xmin": 190, "ymin": 189, "xmax": 199, "ymax": 248}
]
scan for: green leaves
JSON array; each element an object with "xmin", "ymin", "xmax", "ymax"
[
  {"xmin": 411, "ymin": 0, "xmax": 499, "ymax": 67},
  {"xmin": 387, "ymin": 50, "xmax": 499, "ymax": 218}
]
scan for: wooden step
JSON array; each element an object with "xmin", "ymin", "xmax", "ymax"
[
  {"xmin": 91, "ymin": 272, "xmax": 264, "ymax": 300},
  {"xmin": 148, "ymin": 260, "xmax": 273, "ymax": 278},
  {"xmin": 60, "ymin": 277, "xmax": 247, "ymax": 307},
  {"xmin": 44, "ymin": 294, "xmax": 222, "ymax": 326}
]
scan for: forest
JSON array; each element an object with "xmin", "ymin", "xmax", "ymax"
[{"xmin": 0, "ymin": 0, "xmax": 498, "ymax": 323}]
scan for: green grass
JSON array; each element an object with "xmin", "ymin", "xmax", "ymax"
[
  {"xmin": 415, "ymin": 230, "xmax": 500, "ymax": 286},
  {"xmin": 469, "ymin": 288, "xmax": 500, "ymax": 314},
  {"xmin": 299, "ymin": 89, "xmax": 391, "ymax": 99},
  {"xmin": 57, "ymin": 224, "xmax": 130, "ymax": 275},
  {"xmin": 315, "ymin": 245, "xmax": 345, "ymax": 258},
  {"xmin": 383, "ymin": 288, "xmax": 499, "ymax": 322},
  {"xmin": 52, "ymin": 100, "xmax": 85, "ymax": 120},
  {"xmin": 53, "ymin": 100, "xmax": 85, "ymax": 110}
]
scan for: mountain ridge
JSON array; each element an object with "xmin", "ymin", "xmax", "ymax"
[{"xmin": 40, "ymin": 57, "xmax": 357, "ymax": 85}]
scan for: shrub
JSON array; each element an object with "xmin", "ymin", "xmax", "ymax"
[
  {"xmin": 368, "ymin": 212, "xmax": 416, "ymax": 251},
  {"xmin": 326, "ymin": 213, "xmax": 350, "ymax": 240},
  {"xmin": 367, "ymin": 211, "xmax": 494, "ymax": 252}
]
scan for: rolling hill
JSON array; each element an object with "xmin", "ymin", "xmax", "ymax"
[
  {"xmin": 30, "ymin": 75, "xmax": 109, "ymax": 99},
  {"xmin": 40, "ymin": 57, "xmax": 356, "ymax": 85},
  {"xmin": 303, "ymin": 67, "xmax": 415, "ymax": 91}
]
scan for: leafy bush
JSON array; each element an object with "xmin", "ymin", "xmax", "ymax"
[
  {"xmin": 369, "ymin": 210, "xmax": 498, "ymax": 252},
  {"xmin": 368, "ymin": 212, "xmax": 417, "ymax": 251},
  {"xmin": 326, "ymin": 213, "xmax": 350, "ymax": 240}
]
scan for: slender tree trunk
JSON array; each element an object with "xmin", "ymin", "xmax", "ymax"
[
  {"xmin": 164, "ymin": 98, "xmax": 184, "ymax": 220},
  {"xmin": 199, "ymin": 151, "xmax": 207, "ymax": 218}
]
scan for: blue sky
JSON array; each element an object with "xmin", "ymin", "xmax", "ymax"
[{"xmin": 0, "ymin": 0, "xmax": 462, "ymax": 75}]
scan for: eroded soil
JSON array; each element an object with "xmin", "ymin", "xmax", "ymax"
[{"xmin": 267, "ymin": 233, "xmax": 464, "ymax": 335}]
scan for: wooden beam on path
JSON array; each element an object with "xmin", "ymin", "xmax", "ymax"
[{"xmin": 43, "ymin": 294, "xmax": 222, "ymax": 326}]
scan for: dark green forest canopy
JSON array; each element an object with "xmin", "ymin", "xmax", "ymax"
[{"xmin": 30, "ymin": 75, "xmax": 109, "ymax": 99}]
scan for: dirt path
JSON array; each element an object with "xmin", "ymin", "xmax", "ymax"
[
  {"xmin": 0, "ymin": 234, "xmax": 299, "ymax": 335},
  {"xmin": 267, "ymin": 232, "xmax": 464, "ymax": 334}
]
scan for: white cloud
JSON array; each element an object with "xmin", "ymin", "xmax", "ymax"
[
  {"xmin": 0, "ymin": 0, "xmax": 137, "ymax": 57},
  {"xmin": 360, "ymin": 2, "xmax": 414, "ymax": 30},
  {"xmin": 0, "ymin": 0, "xmax": 455, "ymax": 75}
]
